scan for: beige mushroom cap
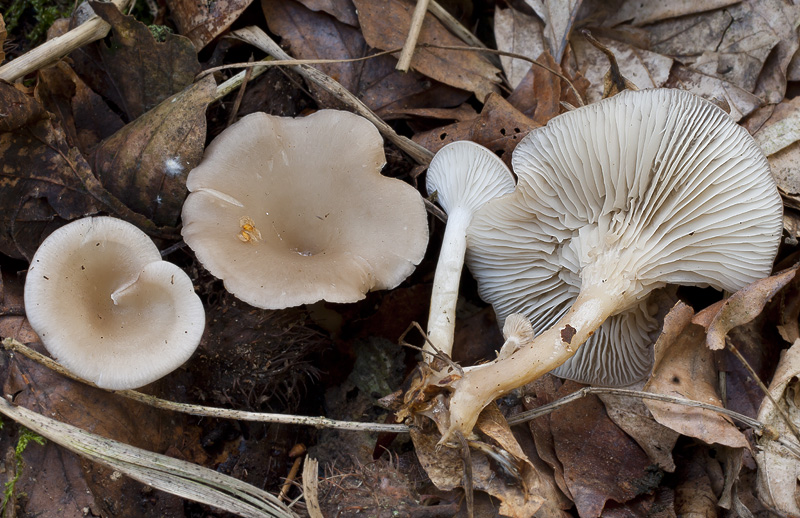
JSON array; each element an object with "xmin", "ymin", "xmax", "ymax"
[
  {"xmin": 467, "ymin": 88, "xmax": 783, "ymax": 386},
  {"xmin": 181, "ymin": 110, "xmax": 429, "ymax": 309},
  {"xmin": 24, "ymin": 217, "xmax": 205, "ymax": 390}
]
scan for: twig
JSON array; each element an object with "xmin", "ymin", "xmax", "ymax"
[
  {"xmin": 226, "ymin": 54, "xmax": 254, "ymax": 128},
  {"xmin": 726, "ymin": 337, "xmax": 800, "ymax": 444},
  {"xmin": 508, "ymin": 386, "xmax": 766, "ymax": 432},
  {"xmin": 0, "ymin": 0, "xmax": 134, "ymax": 82},
  {"xmin": 229, "ymin": 26, "xmax": 434, "ymax": 166},
  {"xmin": 397, "ymin": 0, "xmax": 431, "ymax": 72},
  {"xmin": 2, "ymin": 338, "xmax": 409, "ymax": 434},
  {"xmin": 418, "ymin": 43, "xmax": 585, "ymax": 106}
]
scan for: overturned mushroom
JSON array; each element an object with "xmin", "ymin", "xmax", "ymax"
[
  {"xmin": 424, "ymin": 141, "xmax": 515, "ymax": 357},
  {"xmin": 181, "ymin": 110, "xmax": 429, "ymax": 310},
  {"xmin": 24, "ymin": 216, "xmax": 205, "ymax": 390},
  {"xmin": 439, "ymin": 88, "xmax": 782, "ymax": 440}
]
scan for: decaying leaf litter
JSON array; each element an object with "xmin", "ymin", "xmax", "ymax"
[{"xmin": 2, "ymin": 0, "xmax": 800, "ymax": 516}]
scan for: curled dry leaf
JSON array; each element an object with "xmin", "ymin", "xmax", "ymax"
[
  {"xmin": 550, "ymin": 381, "xmax": 659, "ymax": 518},
  {"xmin": 705, "ymin": 264, "xmax": 798, "ymax": 351},
  {"xmin": 410, "ymin": 405, "xmax": 547, "ymax": 518},
  {"xmin": 295, "ymin": 0, "xmax": 359, "ymax": 26},
  {"xmin": 353, "ymin": 0, "xmax": 502, "ymax": 102},
  {"xmin": 91, "ymin": 76, "xmax": 216, "ymax": 227},
  {"xmin": 165, "ymin": 0, "xmax": 253, "ymax": 50},
  {"xmin": 644, "ymin": 302, "xmax": 749, "ymax": 449},
  {"xmin": 535, "ymin": 0, "xmax": 582, "ymax": 63},
  {"xmin": 756, "ymin": 338, "xmax": 800, "ymax": 516},
  {"xmin": 413, "ymin": 93, "xmax": 539, "ymax": 167},
  {"xmin": 605, "ymin": 0, "xmax": 740, "ymax": 28},
  {"xmin": 70, "ymin": 2, "xmax": 200, "ymax": 122}
]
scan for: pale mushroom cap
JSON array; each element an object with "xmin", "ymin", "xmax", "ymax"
[
  {"xmin": 426, "ymin": 140, "xmax": 516, "ymax": 215},
  {"xmin": 181, "ymin": 110, "xmax": 429, "ymax": 310},
  {"xmin": 24, "ymin": 217, "xmax": 205, "ymax": 390},
  {"xmin": 467, "ymin": 88, "xmax": 783, "ymax": 386}
]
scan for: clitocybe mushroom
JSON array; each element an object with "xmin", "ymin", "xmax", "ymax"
[
  {"xmin": 424, "ymin": 141, "xmax": 515, "ymax": 356},
  {"xmin": 181, "ymin": 109, "xmax": 429, "ymax": 310},
  {"xmin": 24, "ymin": 216, "xmax": 205, "ymax": 390},
  {"xmin": 440, "ymin": 88, "xmax": 783, "ymax": 441}
]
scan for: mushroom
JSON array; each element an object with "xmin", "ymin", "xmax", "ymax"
[
  {"xmin": 424, "ymin": 141, "xmax": 515, "ymax": 356},
  {"xmin": 181, "ymin": 110, "xmax": 429, "ymax": 310},
  {"xmin": 24, "ymin": 216, "xmax": 205, "ymax": 390},
  {"xmin": 439, "ymin": 88, "xmax": 783, "ymax": 440}
]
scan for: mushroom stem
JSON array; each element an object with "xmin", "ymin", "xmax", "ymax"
[
  {"xmin": 425, "ymin": 207, "xmax": 472, "ymax": 357},
  {"xmin": 442, "ymin": 284, "xmax": 620, "ymax": 442}
]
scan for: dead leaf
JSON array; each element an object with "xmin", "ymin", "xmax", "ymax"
[
  {"xmin": 410, "ymin": 409, "xmax": 547, "ymax": 518},
  {"xmin": 165, "ymin": 0, "xmax": 253, "ymax": 50},
  {"xmin": 353, "ymin": 0, "xmax": 502, "ymax": 102},
  {"xmin": 644, "ymin": 302, "xmax": 749, "ymax": 449},
  {"xmin": 750, "ymin": 0, "xmax": 800, "ymax": 105},
  {"xmin": 296, "ymin": 0, "xmax": 359, "ymax": 26},
  {"xmin": 756, "ymin": 338, "xmax": 800, "ymax": 516},
  {"xmin": 664, "ymin": 65, "xmax": 762, "ymax": 121},
  {"xmin": 0, "ymin": 84, "xmax": 99, "ymax": 260},
  {"xmin": 90, "ymin": 76, "xmax": 215, "ymax": 228},
  {"xmin": 413, "ymin": 93, "xmax": 539, "ymax": 166},
  {"xmin": 704, "ymin": 265, "xmax": 798, "ymax": 351},
  {"xmin": 35, "ymin": 62, "xmax": 125, "ymax": 156},
  {"xmin": 494, "ymin": 5, "xmax": 546, "ymax": 89},
  {"xmin": 569, "ymin": 33, "xmax": 672, "ymax": 104},
  {"xmin": 605, "ymin": 0, "xmax": 740, "ymax": 27},
  {"xmin": 533, "ymin": 0, "xmax": 582, "ymax": 63},
  {"xmin": 262, "ymin": 0, "xmax": 467, "ymax": 114},
  {"xmin": 598, "ymin": 383, "xmax": 679, "ymax": 472},
  {"xmin": 551, "ymin": 381, "xmax": 659, "ymax": 518},
  {"xmin": 69, "ymin": 2, "xmax": 200, "ymax": 122},
  {"xmin": 674, "ymin": 446, "xmax": 723, "ymax": 517}
]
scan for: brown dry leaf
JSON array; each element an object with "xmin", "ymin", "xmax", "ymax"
[
  {"xmin": 525, "ymin": 0, "xmax": 582, "ymax": 62},
  {"xmin": 90, "ymin": 76, "xmax": 215, "ymax": 228},
  {"xmin": 165, "ymin": 0, "xmax": 253, "ymax": 50},
  {"xmin": 644, "ymin": 302, "xmax": 749, "ymax": 449},
  {"xmin": 551, "ymin": 381, "xmax": 659, "ymax": 518},
  {"xmin": 756, "ymin": 338, "xmax": 800, "ymax": 515},
  {"xmin": 411, "ymin": 408, "xmax": 546, "ymax": 518},
  {"xmin": 664, "ymin": 66, "xmax": 762, "ymax": 121},
  {"xmin": 704, "ymin": 265, "xmax": 798, "ymax": 351},
  {"xmin": 750, "ymin": 0, "xmax": 800, "ymax": 105},
  {"xmin": 674, "ymin": 447, "xmax": 723, "ymax": 517},
  {"xmin": 0, "ymin": 84, "xmax": 99, "ymax": 260},
  {"xmin": 598, "ymin": 384, "xmax": 679, "ymax": 472},
  {"xmin": 604, "ymin": 0, "xmax": 739, "ymax": 26},
  {"xmin": 494, "ymin": 5, "xmax": 546, "ymax": 89},
  {"xmin": 508, "ymin": 51, "xmax": 589, "ymax": 124},
  {"xmin": 296, "ymin": 0, "xmax": 359, "ymax": 26},
  {"xmin": 413, "ymin": 93, "xmax": 539, "ymax": 166},
  {"xmin": 523, "ymin": 376, "xmax": 573, "ymax": 500},
  {"xmin": 35, "ymin": 62, "xmax": 125, "ymax": 156},
  {"xmin": 353, "ymin": 0, "xmax": 502, "ymax": 102},
  {"xmin": 69, "ymin": 2, "xmax": 200, "ymax": 122},
  {"xmin": 263, "ymin": 0, "xmax": 467, "ymax": 115},
  {"xmin": 754, "ymin": 97, "xmax": 800, "ymax": 218},
  {"xmin": 569, "ymin": 33, "xmax": 672, "ymax": 104}
]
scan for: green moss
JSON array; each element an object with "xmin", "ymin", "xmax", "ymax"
[
  {"xmin": 3, "ymin": 0, "xmax": 74, "ymax": 45},
  {"xmin": 148, "ymin": 24, "xmax": 173, "ymax": 42},
  {"xmin": 0, "ymin": 425, "xmax": 46, "ymax": 517}
]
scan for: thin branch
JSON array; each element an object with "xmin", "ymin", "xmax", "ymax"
[
  {"xmin": 2, "ymin": 338, "xmax": 409, "ymax": 434},
  {"xmin": 397, "ymin": 0, "xmax": 431, "ymax": 72}
]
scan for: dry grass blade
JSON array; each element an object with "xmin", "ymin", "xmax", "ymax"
[{"xmin": 0, "ymin": 398, "xmax": 298, "ymax": 518}]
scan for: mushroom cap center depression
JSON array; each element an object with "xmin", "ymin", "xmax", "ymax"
[{"xmin": 59, "ymin": 241, "xmax": 175, "ymax": 347}]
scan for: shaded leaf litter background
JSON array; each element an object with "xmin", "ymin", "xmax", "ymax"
[{"xmin": 3, "ymin": 0, "xmax": 800, "ymax": 516}]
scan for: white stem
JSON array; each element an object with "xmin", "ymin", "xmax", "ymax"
[
  {"xmin": 442, "ymin": 285, "xmax": 620, "ymax": 442},
  {"xmin": 425, "ymin": 207, "xmax": 471, "ymax": 357}
]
